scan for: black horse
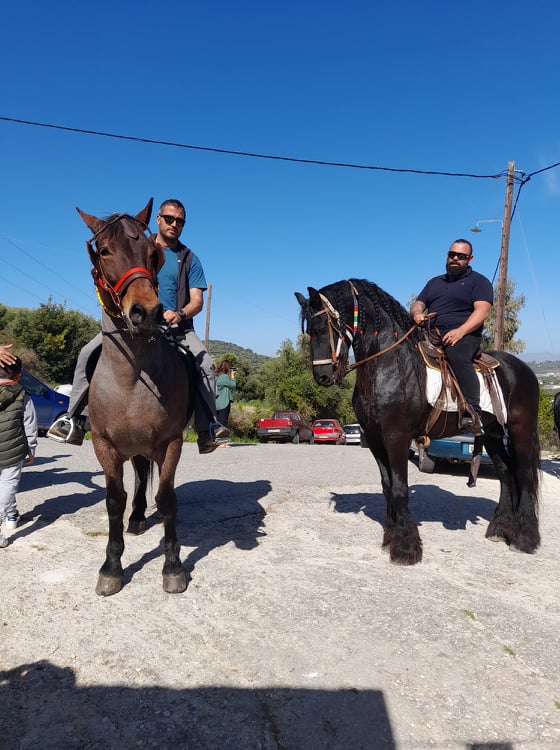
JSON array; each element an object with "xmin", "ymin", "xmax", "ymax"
[{"xmin": 296, "ymin": 279, "xmax": 540, "ymax": 565}]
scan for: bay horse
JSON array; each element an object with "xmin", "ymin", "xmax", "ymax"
[
  {"xmin": 79, "ymin": 199, "xmax": 195, "ymax": 595},
  {"xmin": 296, "ymin": 279, "xmax": 540, "ymax": 564}
]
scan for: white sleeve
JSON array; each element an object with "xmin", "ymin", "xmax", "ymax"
[{"xmin": 23, "ymin": 396, "xmax": 39, "ymax": 456}]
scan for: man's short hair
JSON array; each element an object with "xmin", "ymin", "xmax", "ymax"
[
  {"xmin": 159, "ymin": 198, "xmax": 186, "ymax": 217},
  {"xmin": 0, "ymin": 355, "xmax": 22, "ymax": 379},
  {"xmin": 453, "ymin": 238, "xmax": 473, "ymax": 255}
]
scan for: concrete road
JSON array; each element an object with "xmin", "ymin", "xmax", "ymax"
[{"xmin": 1, "ymin": 439, "xmax": 559, "ymax": 749}]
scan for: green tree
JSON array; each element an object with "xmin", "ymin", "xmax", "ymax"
[
  {"xmin": 538, "ymin": 388, "xmax": 560, "ymax": 451},
  {"xmin": 260, "ymin": 339, "xmax": 355, "ymax": 423},
  {"xmin": 482, "ymin": 279, "xmax": 525, "ymax": 353},
  {"xmin": 8, "ymin": 299, "xmax": 100, "ymax": 383}
]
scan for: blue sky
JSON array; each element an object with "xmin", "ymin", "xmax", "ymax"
[{"xmin": 1, "ymin": 1, "xmax": 559, "ymax": 358}]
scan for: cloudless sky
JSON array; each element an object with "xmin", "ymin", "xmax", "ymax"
[{"xmin": 1, "ymin": 1, "xmax": 559, "ymax": 358}]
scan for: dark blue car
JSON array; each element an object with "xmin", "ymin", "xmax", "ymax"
[{"xmin": 19, "ymin": 370, "xmax": 70, "ymax": 434}]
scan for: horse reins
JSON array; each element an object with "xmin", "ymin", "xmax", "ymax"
[{"xmin": 311, "ymin": 281, "xmax": 430, "ymax": 376}]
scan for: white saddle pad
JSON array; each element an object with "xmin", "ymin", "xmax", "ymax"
[{"xmin": 425, "ymin": 367, "xmax": 507, "ymax": 421}]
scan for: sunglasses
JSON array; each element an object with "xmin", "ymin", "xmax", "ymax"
[
  {"xmin": 159, "ymin": 214, "xmax": 186, "ymax": 227},
  {"xmin": 447, "ymin": 251, "xmax": 471, "ymax": 261}
]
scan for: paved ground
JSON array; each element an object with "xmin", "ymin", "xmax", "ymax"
[{"xmin": 1, "ymin": 439, "xmax": 559, "ymax": 749}]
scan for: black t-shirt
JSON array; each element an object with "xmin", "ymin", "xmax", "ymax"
[{"xmin": 416, "ymin": 267, "xmax": 493, "ymax": 336}]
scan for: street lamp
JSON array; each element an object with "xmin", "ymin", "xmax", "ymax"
[
  {"xmin": 470, "ymin": 219, "xmax": 503, "ymax": 233},
  {"xmin": 470, "ymin": 161, "xmax": 515, "ymax": 350}
]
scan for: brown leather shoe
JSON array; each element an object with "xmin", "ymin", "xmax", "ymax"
[{"xmin": 197, "ymin": 431, "xmax": 217, "ymax": 455}]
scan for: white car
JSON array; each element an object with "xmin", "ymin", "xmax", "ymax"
[{"xmin": 343, "ymin": 423, "xmax": 362, "ymax": 445}]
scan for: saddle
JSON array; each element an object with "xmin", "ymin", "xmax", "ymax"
[{"xmin": 417, "ymin": 336, "xmax": 505, "ymax": 440}]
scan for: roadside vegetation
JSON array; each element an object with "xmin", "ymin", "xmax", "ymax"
[{"xmin": 1, "ymin": 298, "xmax": 559, "ymax": 450}]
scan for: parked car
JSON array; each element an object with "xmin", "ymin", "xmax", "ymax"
[
  {"xmin": 312, "ymin": 419, "xmax": 346, "ymax": 444},
  {"xmin": 413, "ymin": 433, "xmax": 492, "ymax": 474},
  {"xmin": 19, "ymin": 370, "xmax": 70, "ymax": 434},
  {"xmin": 256, "ymin": 411, "xmax": 314, "ymax": 444},
  {"xmin": 343, "ymin": 423, "xmax": 362, "ymax": 445}
]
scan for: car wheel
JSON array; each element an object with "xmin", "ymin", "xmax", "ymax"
[
  {"xmin": 292, "ymin": 431, "xmax": 300, "ymax": 445},
  {"xmin": 418, "ymin": 448, "xmax": 436, "ymax": 474}
]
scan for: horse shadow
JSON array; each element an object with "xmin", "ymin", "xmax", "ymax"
[
  {"xmin": 12, "ymin": 453, "xmax": 105, "ymax": 540},
  {"xmin": 330, "ymin": 484, "xmax": 497, "ymax": 531},
  {"xmin": 540, "ymin": 456, "xmax": 560, "ymax": 479},
  {"xmin": 122, "ymin": 479, "xmax": 271, "ymax": 586},
  {"xmin": 0, "ymin": 660, "xmax": 397, "ymax": 749}
]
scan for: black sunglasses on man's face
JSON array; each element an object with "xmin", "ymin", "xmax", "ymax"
[{"xmin": 159, "ymin": 214, "xmax": 185, "ymax": 227}]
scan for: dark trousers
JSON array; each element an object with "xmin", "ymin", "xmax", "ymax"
[
  {"xmin": 216, "ymin": 403, "xmax": 231, "ymax": 427},
  {"xmin": 444, "ymin": 334, "xmax": 481, "ymax": 408}
]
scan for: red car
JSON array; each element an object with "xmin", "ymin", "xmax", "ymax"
[{"xmin": 312, "ymin": 419, "xmax": 346, "ymax": 444}]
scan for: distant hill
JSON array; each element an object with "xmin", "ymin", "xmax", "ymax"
[
  {"xmin": 208, "ymin": 340, "xmax": 270, "ymax": 370},
  {"xmin": 520, "ymin": 352, "xmax": 560, "ymax": 363}
]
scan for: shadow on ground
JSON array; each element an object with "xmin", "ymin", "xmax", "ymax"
[
  {"xmin": 1, "ymin": 660, "xmax": 395, "ymax": 750},
  {"xmin": 330, "ymin": 484, "xmax": 497, "ymax": 532}
]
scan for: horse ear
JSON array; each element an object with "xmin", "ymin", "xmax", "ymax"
[
  {"xmin": 136, "ymin": 198, "xmax": 154, "ymax": 228},
  {"xmin": 294, "ymin": 292, "xmax": 308, "ymax": 307},
  {"xmin": 76, "ymin": 207, "xmax": 104, "ymax": 235},
  {"xmin": 307, "ymin": 287, "xmax": 321, "ymax": 307}
]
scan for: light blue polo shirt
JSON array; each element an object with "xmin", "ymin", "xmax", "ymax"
[{"xmin": 158, "ymin": 247, "xmax": 207, "ymax": 312}]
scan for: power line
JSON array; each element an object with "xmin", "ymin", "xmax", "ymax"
[{"xmin": 1, "ymin": 115, "xmax": 509, "ymax": 179}]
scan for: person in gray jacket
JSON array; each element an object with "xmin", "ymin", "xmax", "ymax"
[{"xmin": 0, "ymin": 356, "xmax": 38, "ymax": 547}]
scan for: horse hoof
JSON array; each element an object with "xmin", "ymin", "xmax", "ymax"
[
  {"xmin": 127, "ymin": 520, "xmax": 146, "ymax": 535},
  {"xmin": 163, "ymin": 572, "xmax": 187, "ymax": 594},
  {"xmin": 96, "ymin": 575, "xmax": 123, "ymax": 596},
  {"xmin": 486, "ymin": 534, "xmax": 504, "ymax": 543}
]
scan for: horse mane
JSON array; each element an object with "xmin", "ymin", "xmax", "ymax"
[{"xmin": 317, "ymin": 279, "xmax": 422, "ymax": 348}]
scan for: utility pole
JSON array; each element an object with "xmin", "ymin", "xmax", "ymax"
[
  {"xmin": 494, "ymin": 161, "xmax": 515, "ymax": 351},
  {"xmin": 204, "ymin": 282, "xmax": 212, "ymax": 350}
]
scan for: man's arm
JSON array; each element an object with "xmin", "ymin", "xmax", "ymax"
[
  {"xmin": 410, "ymin": 300, "xmax": 427, "ymax": 325},
  {"xmin": 163, "ymin": 288, "xmax": 204, "ymax": 325}
]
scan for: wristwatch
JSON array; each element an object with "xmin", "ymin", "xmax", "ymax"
[{"xmin": 178, "ymin": 309, "xmax": 187, "ymax": 320}]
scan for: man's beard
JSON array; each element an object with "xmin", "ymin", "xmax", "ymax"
[{"xmin": 446, "ymin": 262, "xmax": 468, "ymax": 279}]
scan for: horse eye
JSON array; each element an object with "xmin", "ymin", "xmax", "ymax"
[{"xmin": 99, "ymin": 247, "xmax": 110, "ymax": 257}]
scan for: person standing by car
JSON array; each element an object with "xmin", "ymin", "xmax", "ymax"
[
  {"xmin": 0, "ymin": 356, "xmax": 38, "ymax": 546},
  {"xmin": 47, "ymin": 198, "xmax": 229, "ymax": 454},
  {"xmin": 410, "ymin": 239, "xmax": 493, "ymax": 437},
  {"xmin": 215, "ymin": 359, "xmax": 237, "ymax": 429}
]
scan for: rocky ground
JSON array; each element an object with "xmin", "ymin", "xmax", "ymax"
[{"xmin": 1, "ymin": 439, "xmax": 559, "ymax": 749}]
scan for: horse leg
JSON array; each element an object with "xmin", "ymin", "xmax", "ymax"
[
  {"xmin": 156, "ymin": 437, "xmax": 186, "ymax": 593},
  {"xmin": 371, "ymin": 439, "xmax": 422, "ymax": 565},
  {"xmin": 96, "ymin": 450, "xmax": 127, "ymax": 596},
  {"xmin": 127, "ymin": 455, "xmax": 150, "ymax": 535}
]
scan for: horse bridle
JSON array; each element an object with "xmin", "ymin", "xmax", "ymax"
[
  {"xmin": 309, "ymin": 287, "xmax": 356, "ymax": 367},
  {"xmin": 88, "ymin": 214, "xmax": 160, "ymax": 320},
  {"xmin": 309, "ymin": 281, "xmax": 419, "ymax": 375}
]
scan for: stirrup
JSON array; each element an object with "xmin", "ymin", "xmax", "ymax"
[{"xmin": 47, "ymin": 416, "xmax": 85, "ymax": 446}]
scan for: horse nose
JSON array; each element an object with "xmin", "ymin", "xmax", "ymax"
[
  {"xmin": 152, "ymin": 302, "xmax": 163, "ymax": 323},
  {"xmin": 316, "ymin": 371, "xmax": 333, "ymax": 387},
  {"xmin": 129, "ymin": 303, "xmax": 148, "ymax": 325}
]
